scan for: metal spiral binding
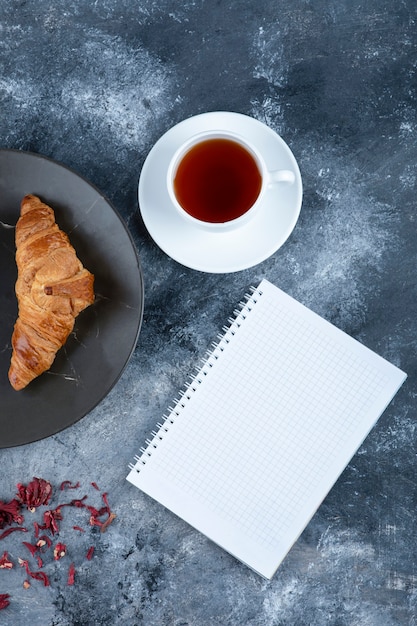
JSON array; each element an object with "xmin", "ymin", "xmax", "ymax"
[{"xmin": 128, "ymin": 284, "xmax": 263, "ymax": 473}]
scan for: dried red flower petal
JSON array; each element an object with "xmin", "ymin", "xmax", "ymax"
[
  {"xmin": 54, "ymin": 542, "xmax": 66, "ymax": 561},
  {"xmin": 99, "ymin": 512, "xmax": 116, "ymax": 533},
  {"xmin": 21, "ymin": 540, "xmax": 45, "ymax": 569},
  {"xmin": 33, "ymin": 571, "xmax": 50, "ymax": 586},
  {"xmin": 16, "ymin": 478, "xmax": 52, "ymax": 512},
  {"xmin": 36, "ymin": 535, "xmax": 52, "ymax": 550},
  {"xmin": 0, "ymin": 593, "xmax": 10, "ymax": 610},
  {"xmin": 22, "ymin": 541, "xmax": 39, "ymax": 557},
  {"xmin": 87, "ymin": 504, "xmax": 100, "ymax": 518},
  {"xmin": 2, "ymin": 477, "xmax": 115, "ymax": 593},
  {"xmin": 59, "ymin": 493, "xmax": 116, "ymax": 531},
  {"xmin": 40, "ymin": 508, "xmax": 62, "ymax": 535},
  {"xmin": 0, "ymin": 551, "xmax": 13, "ymax": 569},
  {"xmin": 88, "ymin": 492, "xmax": 116, "ymax": 532},
  {"xmin": 0, "ymin": 498, "xmax": 24, "ymax": 528},
  {"xmin": 18, "ymin": 558, "xmax": 50, "ymax": 587},
  {"xmin": 0, "ymin": 526, "xmax": 28, "ymax": 540},
  {"xmin": 60, "ymin": 495, "xmax": 88, "ymax": 509},
  {"xmin": 60, "ymin": 481, "xmax": 80, "ymax": 491},
  {"xmin": 67, "ymin": 562, "xmax": 75, "ymax": 585},
  {"xmin": 101, "ymin": 492, "xmax": 110, "ymax": 508}
]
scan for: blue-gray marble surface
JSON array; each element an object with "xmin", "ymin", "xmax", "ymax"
[{"xmin": 1, "ymin": 1, "xmax": 416, "ymax": 624}]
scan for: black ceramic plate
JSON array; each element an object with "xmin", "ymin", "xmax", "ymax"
[{"xmin": 0, "ymin": 150, "xmax": 144, "ymax": 448}]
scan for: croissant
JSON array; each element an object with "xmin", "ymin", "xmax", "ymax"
[{"xmin": 8, "ymin": 194, "xmax": 95, "ymax": 391}]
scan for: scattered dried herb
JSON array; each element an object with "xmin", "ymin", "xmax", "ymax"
[
  {"xmin": 18, "ymin": 558, "xmax": 50, "ymax": 587},
  {"xmin": 0, "ymin": 498, "xmax": 24, "ymax": 527},
  {"xmin": 58, "ymin": 492, "xmax": 116, "ymax": 532},
  {"xmin": 67, "ymin": 562, "xmax": 75, "ymax": 586},
  {"xmin": 60, "ymin": 481, "xmax": 80, "ymax": 491},
  {"xmin": 40, "ymin": 507, "xmax": 63, "ymax": 535},
  {"xmin": 0, "ymin": 593, "xmax": 10, "ymax": 610},
  {"xmin": 37, "ymin": 535, "xmax": 52, "ymax": 550},
  {"xmin": 53, "ymin": 543, "xmax": 66, "ymax": 561},
  {"xmin": 88, "ymin": 492, "xmax": 116, "ymax": 532},
  {"xmin": 61, "ymin": 495, "xmax": 88, "ymax": 509},
  {"xmin": 0, "ymin": 477, "xmax": 115, "ymax": 607},
  {"xmin": 0, "ymin": 527, "xmax": 28, "ymax": 540},
  {"xmin": 0, "ymin": 551, "xmax": 13, "ymax": 569},
  {"xmin": 22, "ymin": 541, "xmax": 39, "ymax": 557},
  {"xmin": 16, "ymin": 478, "xmax": 52, "ymax": 512}
]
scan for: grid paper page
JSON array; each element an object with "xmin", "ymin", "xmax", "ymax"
[{"xmin": 127, "ymin": 279, "xmax": 406, "ymax": 579}]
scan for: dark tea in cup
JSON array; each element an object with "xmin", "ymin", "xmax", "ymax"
[{"xmin": 173, "ymin": 137, "xmax": 262, "ymax": 224}]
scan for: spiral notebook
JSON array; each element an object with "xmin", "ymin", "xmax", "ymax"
[{"xmin": 127, "ymin": 279, "xmax": 406, "ymax": 579}]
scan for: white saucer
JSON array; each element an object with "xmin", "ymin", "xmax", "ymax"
[{"xmin": 138, "ymin": 112, "xmax": 302, "ymax": 273}]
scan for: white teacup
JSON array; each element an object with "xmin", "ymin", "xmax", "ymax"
[{"xmin": 167, "ymin": 130, "xmax": 295, "ymax": 232}]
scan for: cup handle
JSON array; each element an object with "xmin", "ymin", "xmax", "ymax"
[{"xmin": 267, "ymin": 169, "xmax": 295, "ymax": 185}]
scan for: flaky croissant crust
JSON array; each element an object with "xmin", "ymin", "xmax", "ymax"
[{"xmin": 8, "ymin": 194, "xmax": 95, "ymax": 390}]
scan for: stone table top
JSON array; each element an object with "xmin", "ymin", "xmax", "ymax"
[{"xmin": 1, "ymin": 1, "xmax": 416, "ymax": 624}]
